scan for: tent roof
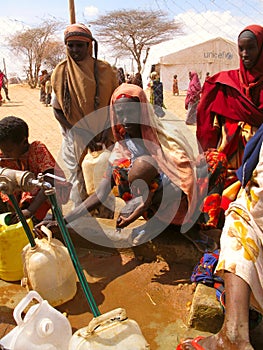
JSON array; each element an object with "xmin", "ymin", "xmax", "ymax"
[{"xmin": 160, "ymin": 37, "xmax": 238, "ymax": 64}]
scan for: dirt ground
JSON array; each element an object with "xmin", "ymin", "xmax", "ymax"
[{"xmin": 0, "ymin": 85, "xmax": 262, "ymax": 349}]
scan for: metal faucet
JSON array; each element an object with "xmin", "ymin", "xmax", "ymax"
[{"xmin": 0, "ymin": 167, "xmax": 66, "ymax": 194}]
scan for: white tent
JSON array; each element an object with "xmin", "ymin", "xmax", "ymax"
[{"xmin": 159, "ymin": 37, "xmax": 239, "ymax": 91}]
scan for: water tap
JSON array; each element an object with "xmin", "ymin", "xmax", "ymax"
[{"xmin": 0, "ymin": 167, "xmax": 35, "ymax": 194}]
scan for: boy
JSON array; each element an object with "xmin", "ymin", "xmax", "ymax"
[{"xmin": 0, "ymin": 116, "xmax": 71, "ymax": 224}]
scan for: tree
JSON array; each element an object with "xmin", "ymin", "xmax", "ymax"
[
  {"xmin": 43, "ymin": 41, "xmax": 66, "ymax": 71},
  {"xmin": 89, "ymin": 9, "xmax": 183, "ymax": 73},
  {"xmin": 8, "ymin": 19, "xmax": 64, "ymax": 88}
]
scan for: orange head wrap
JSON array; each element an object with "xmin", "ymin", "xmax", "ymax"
[{"xmin": 64, "ymin": 23, "xmax": 97, "ymax": 58}]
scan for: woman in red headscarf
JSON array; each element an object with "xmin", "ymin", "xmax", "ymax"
[
  {"xmin": 35, "ymin": 83, "xmax": 228, "ymax": 252},
  {"xmin": 185, "ymin": 71, "xmax": 202, "ymax": 125},
  {"xmin": 197, "ymin": 24, "xmax": 263, "ymax": 211},
  {"xmin": 0, "ymin": 70, "xmax": 4, "ymax": 106},
  {"xmin": 177, "ymin": 24, "xmax": 263, "ymax": 350}
]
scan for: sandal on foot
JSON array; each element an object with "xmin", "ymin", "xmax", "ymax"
[
  {"xmin": 176, "ymin": 336, "xmax": 205, "ymax": 349},
  {"xmin": 183, "ymin": 231, "xmax": 218, "ymax": 253}
]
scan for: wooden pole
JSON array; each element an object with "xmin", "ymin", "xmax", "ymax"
[
  {"xmin": 69, "ymin": 0, "xmax": 76, "ymax": 24},
  {"xmin": 3, "ymin": 58, "xmax": 7, "ymax": 76}
]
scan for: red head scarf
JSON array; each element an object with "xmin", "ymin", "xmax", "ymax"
[
  {"xmin": 238, "ymin": 25, "xmax": 263, "ymax": 99},
  {"xmin": 185, "ymin": 71, "xmax": 201, "ymax": 109},
  {"xmin": 197, "ymin": 24, "xmax": 263, "ymax": 151},
  {"xmin": 239, "ymin": 25, "xmax": 263, "ymax": 85}
]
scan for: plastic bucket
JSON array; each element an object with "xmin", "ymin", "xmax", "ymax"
[{"xmin": 0, "ymin": 212, "xmax": 33, "ymax": 281}]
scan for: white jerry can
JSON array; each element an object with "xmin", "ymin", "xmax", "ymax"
[
  {"xmin": 21, "ymin": 226, "xmax": 77, "ymax": 307},
  {"xmin": 0, "ymin": 290, "xmax": 72, "ymax": 350},
  {"xmin": 69, "ymin": 307, "xmax": 150, "ymax": 349}
]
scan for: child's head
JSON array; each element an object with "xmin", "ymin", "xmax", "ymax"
[
  {"xmin": 128, "ymin": 155, "xmax": 159, "ymax": 196},
  {"xmin": 0, "ymin": 116, "xmax": 29, "ymax": 158}
]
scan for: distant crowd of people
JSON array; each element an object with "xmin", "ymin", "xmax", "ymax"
[
  {"xmin": 1, "ymin": 22, "xmax": 263, "ymax": 350},
  {"xmin": 115, "ymin": 67, "xmax": 165, "ymax": 118}
]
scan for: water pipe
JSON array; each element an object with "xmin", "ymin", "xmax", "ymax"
[
  {"xmin": 44, "ymin": 187, "xmax": 101, "ymax": 317},
  {"xmin": 0, "ymin": 168, "xmax": 36, "ymax": 247},
  {"xmin": 8, "ymin": 194, "xmax": 36, "ymax": 247}
]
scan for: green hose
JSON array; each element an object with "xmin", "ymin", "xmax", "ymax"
[
  {"xmin": 9, "ymin": 194, "xmax": 36, "ymax": 247},
  {"xmin": 48, "ymin": 192, "xmax": 101, "ymax": 317}
]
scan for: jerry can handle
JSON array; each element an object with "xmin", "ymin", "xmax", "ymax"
[
  {"xmin": 40, "ymin": 225, "xmax": 53, "ymax": 243},
  {"xmin": 87, "ymin": 308, "xmax": 127, "ymax": 333},
  {"xmin": 13, "ymin": 291, "xmax": 43, "ymax": 326}
]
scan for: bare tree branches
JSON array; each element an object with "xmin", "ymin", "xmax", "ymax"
[
  {"xmin": 8, "ymin": 19, "xmax": 64, "ymax": 87},
  {"xmin": 89, "ymin": 9, "xmax": 183, "ymax": 72}
]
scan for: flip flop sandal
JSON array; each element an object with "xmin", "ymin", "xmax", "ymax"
[
  {"xmin": 183, "ymin": 232, "xmax": 218, "ymax": 253},
  {"xmin": 176, "ymin": 336, "xmax": 205, "ymax": 349}
]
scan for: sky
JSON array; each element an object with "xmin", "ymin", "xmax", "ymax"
[{"xmin": 0, "ymin": 0, "xmax": 263, "ymax": 77}]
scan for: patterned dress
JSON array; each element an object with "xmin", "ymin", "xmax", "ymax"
[{"xmin": 215, "ymin": 142, "xmax": 263, "ymax": 314}]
